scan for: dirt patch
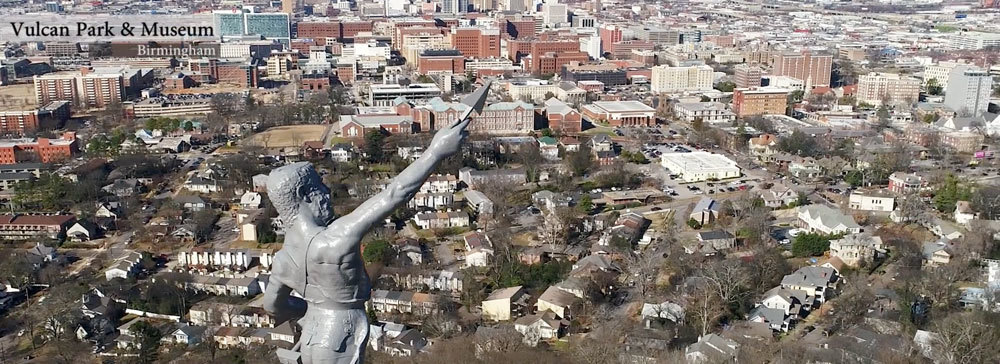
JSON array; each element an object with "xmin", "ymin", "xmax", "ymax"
[
  {"xmin": 245, "ymin": 125, "xmax": 330, "ymax": 148},
  {"xmin": 0, "ymin": 83, "xmax": 38, "ymax": 109}
]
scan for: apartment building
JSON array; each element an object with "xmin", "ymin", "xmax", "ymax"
[
  {"xmin": 732, "ymin": 87, "xmax": 789, "ymax": 117},
  {"xmin": 649, "ymin": 65, "xmax": 714, "ymax": 93},
  {"xmin": 770, "ymin": 50, "xmax": 832, "ymax": 88},
  {"xmin": 0, "ymin": 132, "xmax": 79, "ymax": 164},
  {"xmin": 856, "ymin": 72, "xmax": 921, "ymax": 106}
]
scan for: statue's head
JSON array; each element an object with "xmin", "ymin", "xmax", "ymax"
[{"xmin": 267, "ymin": 162, "xmax": 333, "ymax": 225}]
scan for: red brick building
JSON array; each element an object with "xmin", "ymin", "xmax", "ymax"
[
  {"xmin": 301, "ymin": 75, "xmax": 332, "ymax": 91},
  {"xmin": 336, "ymin": 63, "xmax": 355, "ymax": 85},
  {"xmin": 502, "ymin": 17, "xmax": 537, "ymax": 39},
  {"xmin": 0, "ymin": 132, "xmax": 79, "ymax": 164},
  {"xmin": 543, "ymin": 99, "xmax": 582, "ymax": 133},
  {"xmin": 509, "ymin": 38, "xmax": 587, "ymax": 75},
  {"xmin": 418, "ymin": 50, "xmax": 465, "ymax": 75},
  {"xmin": 449, "ymin": 28, "xmax": 501, "ymax": 59},
  {"xmin": 0, "ymin": 101, "xmax": 70, "ymax": 136},
  {"xmin": 216, "ymin": 60, "xmax": 259, "ymax": 88},
  {"xmin": 599, "ymin": 25, "xmax": 623, "ymax": 54},
  {"xmin": 610, "ymin": 40, "xmax": 654, "ymax": 60}
]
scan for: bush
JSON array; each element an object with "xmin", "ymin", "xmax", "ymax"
[
  {"xmin": 363, "ymin": 240, "xmax": 392, "ymax": 264},
  {"xmin": 791, "ymin": 233, "xmax": 832, "ymax": 257},
  {"xmin": 687, "ymin": 218, "xmax": 702, "ymax": 229}
]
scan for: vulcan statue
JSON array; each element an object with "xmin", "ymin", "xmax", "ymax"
[{"xmin": 262, "ymin": 81, "xmax": 491, "ymax": 364}]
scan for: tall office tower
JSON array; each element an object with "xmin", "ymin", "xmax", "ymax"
[
  {"xmin": 944, "ymin": 66, "xmax": 993, "ymax": 117},
  {"xmin": 442, "ymin": 0, "xmax": 469, "ymax": 14},
  {"xmin": 599, "ymin": 25, "xmax": 622, "ymax": 55},
  {"xmin": 923, "ymin": 60, "xmax": 969, "ymax": 87},
  {"xmin": 856, "ymin": 72, "xmax": 922, "ymax": 106},
  {"xmin": 450, "ymin": 28, "xmax": 501, "ymax": 59},
  {"xmin": 734, "ymin": 64, "xmax": 763, "ymax": 89},
  {"xmin": 281, "ymin": 0, "xmax": 297, "ymax": 14},
  {"xmin": 542, "ymin": 2, "xmax": 568, "ymax": 27},
  {"xmin": 771, "ymin": 50, "xmax": 832, "ymax": 88},
  {"xmin": 214, "ymin": 10, "xmax": 291, "ymax": 47},
  {"xmin": 501, "ymin": 0, "xmax": 526, "ymax": 12}
]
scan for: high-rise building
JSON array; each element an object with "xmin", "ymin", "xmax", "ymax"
[
  {"xmin": 33, "ymin": 67, "xmax": 144, "ymax": 108},
  {"xmin": 214, "ymin": 10, "xmax": 291, "ymax": 46},
  {"xmin": 944, "ymin": 66, "xmax": 993, "ymax": 117},
  {"xmin": 856, "ymin": 72, "xmax": 921, "ymax": 106},
  {"xmin": 501, "ymin": 15, "xmax": 536, "ymax": 39},
  {"xmin": 599, "ymin": 25, "xmax": 623, "ymax": 55},
  {"xmin": 771, "ymin": 50, "xmax": 832, "ymax": 88},
  {"xmin": 281, "ymin": 0, "xmax": 297, "ymax": 14},
  {"xmin": 649, "ymin": 65, "xmax": 714, "ymax": 93},
  {"xmin": 542, "ymin": 3, "xmax": 568, "ymax": 27},
  {"xmin": 923, "ymin": 60, "xmax": 970, "ymax": 87},
  {"xmin": 442, "ymin": 0, "xmax": 469, "ymax": 14},
  {"xmin": 449, "ymin": 28, "xmax": 501, "ymax": 59},
  {"xmin": 734, "ymin": 64, "xmax": 763, "ymax": 89},
  {"xmin": 732, "ymin": 87, "xmax": 789, "ymax": 117},
  {"xmin": 953, "ymin": 31, "xmax": 1000, "ymax": 50}
]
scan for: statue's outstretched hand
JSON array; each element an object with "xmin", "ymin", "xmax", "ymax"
[{"xmin": 428, "ymin": 115, "xmax": 470, "ymax": 158}]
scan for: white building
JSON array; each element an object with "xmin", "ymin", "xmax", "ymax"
[
  {"xmin": 952, "ymin": 32, "xmax": 1000, "ymax": 50},
  {"xmin": 673, "ymin": 102, "xmax": 736, "ymax": 124},
  {"xmin": 649, "ymin": 64, "xmax": 714, "ymax": 93},
  {"xmin": 766, "ymin": 76, "xmax": 806, "ymax": 91},
  {"xmin": 943, "ymin": 65, "xmax": 993, "ymax": 117},
  {"xmin": 856, "ymin": 72, "xmax": 922, "ymax": 106},
  {"xmin": 798, "ymin": 205, "xmax": 862, "ymax": 235},
  {"xmin": 829, "ymin": 234, "xmax": 885, "ymax": 267},
  {"xmin": 848, "ymin": 190, "xmax": 896, "ymax": 212},
  {"xmin": 660, "ymin": 151, "xmax": 741, "ymax": 182},
  {"xmin": 923, "ymin": 60, "xmax": 970, "ymax": 87}
]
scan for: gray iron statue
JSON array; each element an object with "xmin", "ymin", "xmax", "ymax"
[{"xmin": 262, "ymin": 81, "xmax": 491, "ymax": 364}]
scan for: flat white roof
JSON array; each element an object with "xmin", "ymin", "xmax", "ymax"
[{"xmin": 660, "ymin": 151, "xmax": 739, "ymax": 171}]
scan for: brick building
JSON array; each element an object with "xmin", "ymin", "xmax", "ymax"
[
  {"xmin": 610, "ymin": 40, "xmax": 654, "ymax": 60},
  {"xmin": 300, "ymin": 74, "xmax": 332, "ymax": 91},
  {"xmin": 732, "ymin": 87, "xmax": 789, "ymax": 117},
  {"xmin": 543, "ymin": 98, "xmax": 582, "ymax": 133},
  {"xmin": 770, "ymin": 50, "xmax": 832, "ymax": 88},
  {"xmin": 449, "ymin": 27, "xmax": 501, "ymax": 59},
  {"xmin": 417, "ymin": 49, "xmax": 465, "ymax": 75},
  {"xmin": 0, "ymin": 132, "xmax": 79, "ymax": 164},
  {"xmin": 0, "ymin": 101, "xmax": 71, "ymax": 135}
]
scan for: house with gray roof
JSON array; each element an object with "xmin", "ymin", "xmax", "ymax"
[
  {"xmin": 685, "ymin": 334, "xmax": 739, "ymax": 364},
  {"xmin": 797, "ymin": 205, "xmax": 862, "ymax": 235},
  {"xmin": 780, "ymin": 266, "xmax": 839, "ymax": 303}
]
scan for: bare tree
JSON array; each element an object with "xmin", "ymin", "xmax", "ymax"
[
  {"xmin": 683, "ymin": 279, "xmax": 725, "ymax": 337},
  {"xmin": 929, "ymin": 311, "xmax": 1000, "ymax": 364},
  {"xmin": 693, "ymin": 259, "xmax": 752, "ymax": 315}
]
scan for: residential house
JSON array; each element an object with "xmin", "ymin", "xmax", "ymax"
[
  {"xmin": 380, "ymin": 268, "xmax": 464, "ymax": 294},
  {"xmin": 213, "ymin": 326, "xmax": 266, "ymax": 348},
  {"xmin": 829, "ymin": 234, "xmax": 885, "ymax": 267},
  {"xmin": 640, "ymin": 301, "xmax": 685, "ymax": 329},
  {"xmin": 413, "ymin": 211, "xmax": 470, "ymax": 230},
  {"xmin": 330, "ymin": 143, "xmax": 354, "ymax": 162},
  {"xmin": 176, "ymin": 274, "xmax": 261, "ymax": 296},
  {"xmin": 590, "ymin": 134, "xmax": 614, "ymax": 152},
  {"xmin": 925, "ymin": 218, "xmax": 964, "ymax": 240},
  {"xmin": 174, "ymin": 195, "xmax": 208, "ymax": 212},
  {"xmin": 481, "ymin": 286, "xmax": 527, "ymax": 321},
  {"xmin": 95, "ymin": 202, "xmax": 121, "ymax": 219},
  {"xmin": 463, "ymin": 231, "xmax": 495, "ymax": 267},
  {"xmin": 101, "ymin": 179, "xmax": 146, "ymax": 197},
  {"xmin": 420, "ymin": 174, "xmax": 458, "ymax": 193},
  {"xmin": 239, "ymin": 192, "xmax": 263, "ymax": 209},
  {"xmin": 104, "ymin": 251, "xmax": 144, "ymax": 281},
  {"xmin": 189, "ymin": 302, "xmax": 275, "ymax": 328},
  {"xmin": 559, "ymin": 137, "xmax": 581, "ymax": 152},
  {"xmin": 370, "ymin": 290, "xmax": 442, "ymax": 316},
  {"xmin": 538, "ymin": 136, "xmax": 560, "ymax": 159},
  {"xmin": 748, "ymin": 306, "xmax": 791, "ymax": 332},
  {"xmin": 780, "ymin": 266, "xmax": 839, "ymax": 303},
  {"xmin": 848, "ymin": 189, "xmax": 895, "ymax": 212},
  {"xmin": 394, "ymin": 238, "xmax": 424, "ymax": 265},
  {"xmin": 798, "ymin": 205, "xmax": 862, "ymax": 235},
  {"xmin": 458, "ymin": 167, "xmax": 527, "ymax": 188},
  {"xmin": 789, "ymin": 158, "xmax": 822, "ymax": 180},
  {"xmin": 535, "ymin": 286, "xmax": 580, "ymax": 319},
  {"xmin": 687, "ymin": 230, "xmax": 737, "ymax": 255},
  {"xmin": 66, "ymin": 221, "xmax": 97, "ymax": 242},
  {"xmin": 749, "ymin": 134, "xmax": 778, "ymax": 160},
  {"xmin": 922, "ymin": 240, "xmax": 954, "ymax": 267},
  {"xmin": 888, "ymin": 172, "xmax": 926, "ymax": 194},
  {"xmin": 162, "ymin": 324, "xmax": 207, "ymax": 346},
  {"xmin": 598, "ymin": 212, "xmax": 652, "ymax": 248},
  {"xmin": 514, "ymin": 311, "xmax": 568, "ymax": 342},
  {"xmin": 761, "ymin": 182, "xmax": 798, "ymax": 208},
  {"xmin": 685, "ymin": 334, "xmax": 739, "ymax": 364},
  {"xmin": 408, "ymin": 192, "xmax": 454, "ymax": 209},
  {"xmin": 689, "ymin": 197, "xmax": 720, "ymax": 225},
  {"xmin": 270, "ymin": 321, "xmax": 296, "ymax": 344},
  {"xmin": 184, "ymin": 176, "xmax": 220, "ymax": 193},
  {"xmin": 954, "ymin": 201, "xmax": 977, "ymax": 225},
  {"xmin": 370, "ymin": 325, "xmax": 430, "ymax": 357},
  {"xmin": 532, "ymin": 190, "xmax": 572, "ymax": 212}
]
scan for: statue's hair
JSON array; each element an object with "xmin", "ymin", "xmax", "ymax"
[{"xmin": 267, "ymin": 162, "xmax": 318, "ymax": 221}]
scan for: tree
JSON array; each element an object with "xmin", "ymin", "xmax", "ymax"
[
  {"xmin": 791, "ymin": 233, "xmax": 832, "ymax": 257},
  {"xmin": 687, "ymin": 218, "xmax": 702, "ymax": 229},
  {"xmin": 694, "ymin": 260, "xmax": 752, "ymax": 316},
  {"xmin": 565, "ymin": 142, "xmax": 593, "ymax": 176},
  {"xmin": 932, "ymin": 174, "xmax": 972, "ymax": 212},
  {"xmin": 926, "ymin": 78, "xmax": 944, "ymax": 96},
  {"xmin": 364, "ymin": 130, "xmax": 388, "ymax": 163},
  {"xmin": 777, "ymin": 129, "xmax": 821, "ymax": 157},
  {"xmin": 362, "ymin": 240, "xmax": 392, "ymax": 264},
  {"xmin": 929, "ymin": 311, "xmax": 1000, "ymax": 364},
  {"xmin": 577, "ymin": 194, "xmax": 593, "ymax": 213},
  {"xmin": 130, "ymin": 321, "xmax": 163, "ymax": 363},
  {"xmin": 193, "ymin": 209, "xmax": 220, "ymax": 243},
  {"xmin": 684, "ymin": 280, "xmax": 725, "ymax": 337},
  {"xmin": 715, "ymin": 81, "xmax": 736, "ymax": 92}
]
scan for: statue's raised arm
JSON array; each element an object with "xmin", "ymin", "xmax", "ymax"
[{"xmin": 331, "ymin": 80, "xmax": 491, "ymax": 239}]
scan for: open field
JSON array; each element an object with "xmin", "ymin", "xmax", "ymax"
[
  {"xmin": 245, "ymin": 124, "xmax": 331, "ymax": 148},
  {"xmin": 0, "ymin": 83, "xmax": 38, "ymax": 109}
]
